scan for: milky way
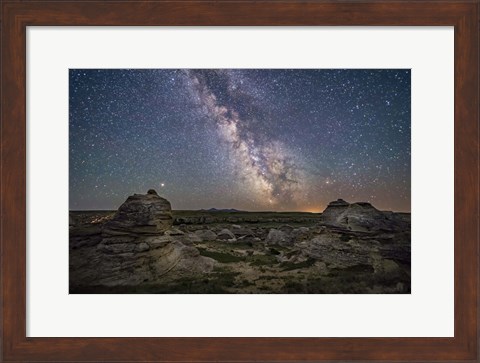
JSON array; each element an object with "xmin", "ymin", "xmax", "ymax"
[
  {"xmin": 184, "ymin": 70, "xmax": 303, "ymax": 207},
  {"xmin": 69, "ymin": 69, "xmax": 411, "ymax": 212}
]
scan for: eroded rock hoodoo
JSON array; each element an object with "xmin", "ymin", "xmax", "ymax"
[
  {"xmin": 77, "ymin": 190, "xmax": 215, "ymax": 287},
  {"xmin": 102, "ymin": 189, "xmax": 173, "ymax": 237},
  {"xmin": 321, "ymin": 199, "xmax": 407, "ymax": 232}
]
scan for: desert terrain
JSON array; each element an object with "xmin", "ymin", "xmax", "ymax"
[{"xmin": 70, "ymin": 190, "xmax": 410, "ymax": 294}]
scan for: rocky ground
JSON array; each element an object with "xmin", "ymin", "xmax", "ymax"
[{"xmin": 70, "ymin": 191, "xmax": 411, "ymax": 294}]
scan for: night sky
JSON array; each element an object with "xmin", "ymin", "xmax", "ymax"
[{"xmin": 69, "ymin": 69, "xmax": 410, "ymax": 212}]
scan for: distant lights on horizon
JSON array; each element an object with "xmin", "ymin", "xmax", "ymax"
[{"xmin": 301, "ymin": 206, "xmax": 324, "ymax": 213}]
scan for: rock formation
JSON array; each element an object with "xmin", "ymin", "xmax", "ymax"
[
  {"xmin": 102, "ymin": 189, "xmax": 173, "ymax": 237},
  {"xmin": 321, "ymin": 199, "xmax": 408, "ymax": 232},
  {"xmin": 70, "ymin": 194, "xmax": 411, "ymax": 293},
  {"xmin": 194, "ymin": 229, "xmax": 217, "ymax": 241},
  {"xmin": 266, "ymin": 228, "xmax": 292, "ymax": 246},
  {"xmin": 71, "ymin": 190, "xmax": 215, "ymax": 288},
  {"xmin": 321, "ymin": 199, "xmax": 350, "ymax": 220},
  {"xmin": 217, "ymin": 228, "xmax": 236, "ymax": 242}
]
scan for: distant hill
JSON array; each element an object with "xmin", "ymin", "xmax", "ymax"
[{"xmin": 200, "ymin": 208, "xmax": 243, "ymax": 212}]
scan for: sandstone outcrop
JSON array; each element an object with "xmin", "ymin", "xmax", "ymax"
[
  {"xmin": 71, "ymin": 190, "xmax": 215, "ymax": 288},
  {"xmin": 217, "ymin": 229, "xmax": 236, "ymax": 241},
  {"xmin": 266, "ymin": 228, "xmax": 292, "ymax": 246},
  {"xmin": 231, "ymin": 226, "xmax": 255, "ymax": 238},
  {"xmin": 194, "ymin": 229, "xmax": 217, "ymax": 241},
  {"xmin": 70, "ymin": 195, "xmax": 410, "ymax": 294},
  {"xmin": 102, "ymin": 189, "xmax": 173, "ymax": 237},
  {"xmin": 321, "ymin": 199, "xmax": 408, "ymax": 232}
]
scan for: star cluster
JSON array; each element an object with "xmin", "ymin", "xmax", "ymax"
[{"xmin": 69, "ymin": 69, "xmax": 410, "ymax": 212}]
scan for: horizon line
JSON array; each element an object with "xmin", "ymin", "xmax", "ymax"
[{"xmin": 69, "ymin": 208, "xmax": 412, "ymax": 214}]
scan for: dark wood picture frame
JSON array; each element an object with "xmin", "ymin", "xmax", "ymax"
[{"xmin": 1, "ymin": 1, "xmax": 479, "ymax": 362}]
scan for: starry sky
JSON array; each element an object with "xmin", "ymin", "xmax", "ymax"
[{"xmin": 69, "ymin": 69, "xmax": 410, "ymax": 212}]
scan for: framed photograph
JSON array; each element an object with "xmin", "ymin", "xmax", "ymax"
[{"xmin": 1, "ymin": 1, "xmax": 478, "ymax": 362}]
